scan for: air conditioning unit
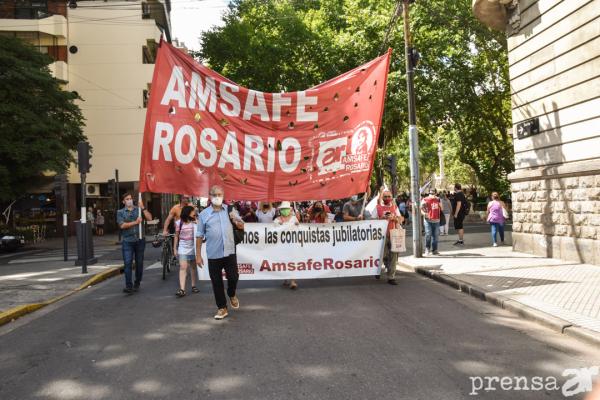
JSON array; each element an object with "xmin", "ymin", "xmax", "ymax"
[{"xmin": 86, "ymin": 184, "xmax": 100, "ymax": 197}]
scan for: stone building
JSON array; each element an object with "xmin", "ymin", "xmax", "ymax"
[{"xmin": 472, "ymin": 0, "xmax": 600, "ymax": 264}]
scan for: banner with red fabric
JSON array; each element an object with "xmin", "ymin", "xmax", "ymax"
[{"xmin": 139, "ymin": 41, "xmax": 391, "ymax": 201}]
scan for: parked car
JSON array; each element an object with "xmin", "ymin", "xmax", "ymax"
[{"xmin": 0, "ymin": 231, "xmax": 25, "ymax": 252}]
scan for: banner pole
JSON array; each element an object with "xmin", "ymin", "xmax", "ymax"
[{"xmin": 138, "ymin": 192, "xmax": 143, "ymax": 240}]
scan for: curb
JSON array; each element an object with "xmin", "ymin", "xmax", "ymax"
[
  {"xmin": 399, "ymin": 261, "xmax": 600, "ymax": 347},
  {"xmin": 0, "ymin": 266, "xmax": 123, "ymax": 327}
]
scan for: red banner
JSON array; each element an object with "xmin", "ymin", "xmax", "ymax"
[{"xmin": 139, "ymin": 41, "xmax": 390, "ymax": 201}]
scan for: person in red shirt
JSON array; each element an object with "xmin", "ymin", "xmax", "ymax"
[
  {"xmin": 376, "ymin": 188, "xmax": 404, "ymax": 285},
  {"xmin": 420, "ymin": 188, "xmax": 441, "ymax": 255}
]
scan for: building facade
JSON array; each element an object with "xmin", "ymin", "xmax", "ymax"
[
  {"xmin": 473, "ymin": 0, "xmax": 600, "ymax": 264},
  {"xmin": 1, "ymin": 0, "xmax": 172, "ymax": 234}
]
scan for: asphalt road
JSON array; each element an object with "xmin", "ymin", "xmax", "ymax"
[{"xmin": 1, "ymin": 261, "xmax": 598, "ymax": 400}]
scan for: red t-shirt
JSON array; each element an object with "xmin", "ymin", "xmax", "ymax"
[
  {"xmin": 376, "ymin": 203, "xmax": 399, "ymax": 233},
  {"xmin": 422, "ymin": 196, "xmax": 441, "ymax": 221}
]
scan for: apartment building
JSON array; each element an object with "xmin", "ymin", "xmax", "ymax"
[{"xmin": 1, "ymin": 0, "xmax": 172, "ymax": 233}]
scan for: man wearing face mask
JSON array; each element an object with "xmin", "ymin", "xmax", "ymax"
[
  {"xmin": 376, "ymin": 188, "xmax": 404, "ymax": 285},
  {"xmin": 195, "ymin": 185, "xmax": 244, "ymax": 320},
  {"xmin": 117, "ymin": 192, "xmax": 153, "ymax": 294}
]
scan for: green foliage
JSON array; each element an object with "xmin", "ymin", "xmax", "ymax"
[
  {"xmin": 0, "ymin": 37, "xmax": 85, "ymax": 202},
  {"xmin": 198, "ymin": 0, "xmax": 513, "ymax": 194}
]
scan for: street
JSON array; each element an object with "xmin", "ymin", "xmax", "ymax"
[{"xmin": 1, "ymin": 249, "xmax": 599, "ymax": 400}]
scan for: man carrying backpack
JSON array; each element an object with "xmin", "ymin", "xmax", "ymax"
[
  {"xmin": 421, "ymin": 188, "xmax": 441, "ymax": 255},
  {"xmin": 452, "ymin": 183, "xmax": 468, "ymax": 246}
]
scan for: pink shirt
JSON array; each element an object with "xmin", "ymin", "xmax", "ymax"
[{"xmin": 487, "ymin": 201, "xmax": 505, "ymax": 224}]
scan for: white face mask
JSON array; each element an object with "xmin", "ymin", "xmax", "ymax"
[
  {"xmin": 351, "ymin": 195, "xmax": 359, "ymax": 202},
  {"xmin": 211, "ymin": 196, "xmax": 223, "ymax": 206},
  {"xmin": 125, "ymin": 199, "xmax": 133, "ymax": 207}
]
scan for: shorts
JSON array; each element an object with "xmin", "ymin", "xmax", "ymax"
[
  {"xmin": 178, "ymin": 253, "xmax": 196, "ymax": 262},
  {"xmin": 453, "ymin": 213, "xmax": 465, "ymax": 230}
]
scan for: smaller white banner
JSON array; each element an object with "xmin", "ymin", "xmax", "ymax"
[{"xmin": 197, "ymin": 220, "xmax": 389, "ymax": 280}]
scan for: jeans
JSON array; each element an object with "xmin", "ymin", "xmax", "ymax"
[
  {"xmin": 440, "ymin": 213, "xmax": 451, "ymax": 235},
  {"xmin": 208, "ymin": 254, "xmax": 239, "ymax": 309},
  {"xmin": 424, "ymin": 220, "xmax": 440, "ymax": 252},
  {"xmin": 381, "ymin": 236, "xmax": 398, "ymax": 280},
  {"xmin": 122, "ymin": 239, "xmax": 146, "ymax": 288},
  {"xmin": 491, "ymin": 223, "xmax": 505, "ymax": 244}
]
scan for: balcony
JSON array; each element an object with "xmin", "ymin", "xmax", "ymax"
[{"xmin": 0, "ymin": 14, "xmax": 67, "ymax": 37}]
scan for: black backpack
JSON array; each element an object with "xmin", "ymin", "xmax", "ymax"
[
  {"xmin": 463, "ymin": 198, "xmax": 471, "ymax": 215},
  {"xmin": 227, "ymin": 205, "xmax": 245, "ymax": 245}
]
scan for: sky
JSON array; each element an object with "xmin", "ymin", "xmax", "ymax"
[{"xmin": 170, "ymin": 0, "xmax": 230, "ymax": 51}]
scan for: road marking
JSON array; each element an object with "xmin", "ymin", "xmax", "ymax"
[
  {"xmin": 0, "ymin": 250, "xmax": 39, "ymax": 259},
  {"xmin": 146, "ymin": 262, "xmax": 162, "ymax": 270}
]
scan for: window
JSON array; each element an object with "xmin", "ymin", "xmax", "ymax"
[
  {"xmin": 15, "ymin": 0, "xmax": 48, "ymax": 19},
  {"xmin": 142, "ymin": 40, "xmax": 158, "ymax": 64},
  {"xmin": 142, "ymin": 2, "xmax": 151, "ymax": 19}
]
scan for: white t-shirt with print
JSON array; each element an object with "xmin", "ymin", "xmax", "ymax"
[{"xmin": 176, "ymin": 220, "xmax": 197, "ymax": 255}]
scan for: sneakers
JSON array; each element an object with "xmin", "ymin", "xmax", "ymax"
[
  {"xmin": 123, "ymin": 287, "xmax": 133, "ymax": 294},
  {"xmin": 432, "ymin": 250, "xmax": 440, "ymax": 255},
  {"xmin": 493, "ymin": 243, "xmax": 498, "ymax": 247},
  {"xmin": 133, "ymin": 283, "xmax": 140, "ymax": 292},
  {"xmin": 214, "ymin": 308, "xmax": 228, "ymax": 320},
  {"xmin": 230, "ymin": 296, "xmax": 240, "ymax": 309},
  {"xmin": 424, "ymin": 249, "xmax": 431, "ymax": 256},
  {"xmin": 453, "ymin": 240, "xmax": 464, "ymax": 246}
]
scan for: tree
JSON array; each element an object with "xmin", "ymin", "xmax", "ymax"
[
  {"xmin": 197, "ymin": 0, "xmax": 513, "ymax": 194},
  {"xmin": 0, "ymin": 37, "xmax": 85, "ymax": 202}
]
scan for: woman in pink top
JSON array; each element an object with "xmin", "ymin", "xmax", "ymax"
[{"xmin": 486, "ymin": 192, "xmax": 507, "ymax": 247}]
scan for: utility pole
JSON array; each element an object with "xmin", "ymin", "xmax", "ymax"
[
  {"xmin": 402, "ymin": 0, "xmax": 423, "ymax": 257},
  {"xmin": 437, "ymin": 137, "xmax": 445, "ymax": 189}
]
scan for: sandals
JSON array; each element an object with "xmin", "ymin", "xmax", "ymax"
[
  {"xmin": 175, "ymin": 289, "xmax": 186, "ymax": 297},
  {"xmin": 191, "ymin": 286, "xmax": 200, "ymax": 293}
]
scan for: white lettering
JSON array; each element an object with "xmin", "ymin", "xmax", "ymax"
[
  {"xmin": 272, "ymin": 93, "xmax": 292, "ymax": 122},
  {"xmin": 220, "ymin": 82, "xmax": 241, "ymax": 117},
  {"xmin": 278, "ymin": 138, "xmax": 301, "ymax": 173},
  {"xmin": 174, "ymin": 125, "xmax": 196, "ymax": 164},
  {"xmin": 198, "ymin": 128, "xmax": 218, "ymax": 167},
  {"xmin": 160, "ymin": 66, "xmax": 186, "ymax": 108},
  {"xmin": 267, "ymin": 137, "xmax": 276, "ymax": 172},
  {"xmin": 243, "ymin": 90, "xmax": 270, "ymax": 121},
  {"xmin": 296, "ymin": 91, "xmax": 318, "ymax": 121},
  {"xmin": 218, "ymin": 131, "xmax": 241, "ymax": 170},
  {"xmin": 243, "ymin": 135, "xmax": 265, "ymax": 171},
  {"xmin": 152, "ymin": 122, "xmax": 174, "ymax": 161},
  {"xmin": 188, "ymin": 72, "xmax": 217, "ymax": 112}
]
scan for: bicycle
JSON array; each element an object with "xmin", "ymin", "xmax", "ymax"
[{"xmin": 152, "ymin": 233, "xmax": 177, "ymax": 280}]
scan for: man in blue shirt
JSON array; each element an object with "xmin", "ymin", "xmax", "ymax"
[
  {"xmin": 117, "ymin": 192, "xmax": 153, "ymax": 294},
  {"xmin": 195, "ymin": 185, "xmax": 244, "ymax": 320}
]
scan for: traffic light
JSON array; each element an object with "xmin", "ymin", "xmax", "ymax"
[
  {"xmin": 77, "ymin": 141, "xmax": 92, "ymax": 174},
  {"xmin": 410, "ymin": 48, "xmax": 421, "ymax": 68},
  {"xmin": 107, "ymin": 179, "xmax": 115, "ymax": 198},
  {"xmin": 385, "ymin": 154, "xmax": 398, "ymax": 177}
]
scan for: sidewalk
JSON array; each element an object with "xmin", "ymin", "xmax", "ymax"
[
  {"xmin": 399, "ymin": 223, "xmax": 600, "ymax": 346},
  {"xmin": 0, "ymin": 234, "xmax": 126, "ymax": 324}
]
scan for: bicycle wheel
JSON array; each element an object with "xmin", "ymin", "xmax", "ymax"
[{"xmin": 161, "ymin": 244, "xmax": 169, "ymax": 280}]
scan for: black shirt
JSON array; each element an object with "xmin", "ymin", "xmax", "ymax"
[{"xmin": 453, "ymin": 191, "xmax": 467, "ymax": 215}]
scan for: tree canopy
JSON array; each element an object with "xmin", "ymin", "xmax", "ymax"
[
  {"xmin": 197, "ymin": 0, "xmax": 513, "ymax": 194},
  {"xmin": 0, "ymin": 37, "xmax": 85, "ymax": 202}
]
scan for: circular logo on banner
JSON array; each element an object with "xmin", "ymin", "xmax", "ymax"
[{"xmin": 351, "ymin": 122, "xmax": 375, "ymax": 155}]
